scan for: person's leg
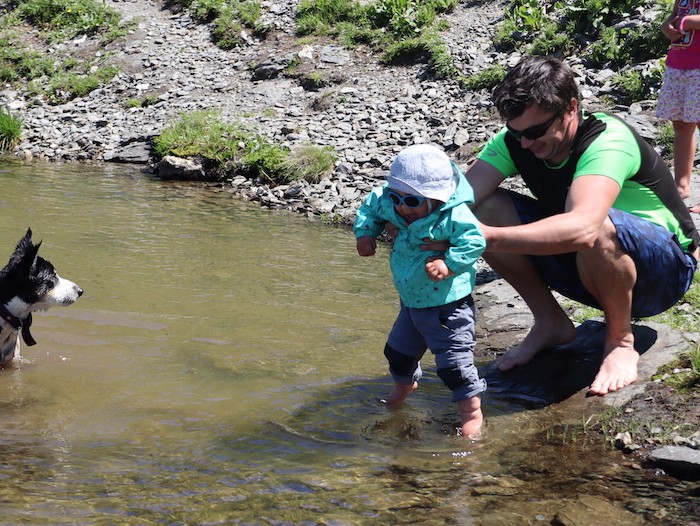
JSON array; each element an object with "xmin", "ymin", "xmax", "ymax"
[
  {"xmin": 384, "ymin": 303, "xmax": 426, "ymax": 409},
  {"xmin": 473, "ymin": 189, "xmax": 576, "ymax": 370},
  {"xmin": 575, "ymin": 217, "xmax": 638, "ymax": 395},
  {"xmin": 423, "ymin": 296, "xmax": 486, "ymax": 437},
  {"xmin": 673, "ymin": 120, "xmax": 697, "ymax": 201}
]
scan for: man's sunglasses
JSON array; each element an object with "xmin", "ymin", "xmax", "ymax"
[
  {"xmin": 388, "ymin": 190, "xmax": 426, "ymax": 208},
  {"xmin": 506, "ymin": 113, "xmax": 560, "ymax": 141}
]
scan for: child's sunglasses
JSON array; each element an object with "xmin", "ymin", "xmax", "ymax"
[
  {"xmin": 506, "ymin": 113, "xmax": 560, "ymax": 141},
  {"xmin": 388, "ymin": 191, "xmax": 426, "ymax": 208}
]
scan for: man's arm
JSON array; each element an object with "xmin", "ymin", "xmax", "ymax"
[
  {"xmin": 465, "ymin": 159, "xmax": 506, "ymax": 207},
  {"xmin": 481, "ymin": 174, "xmax": 621, "ymax": 255}
]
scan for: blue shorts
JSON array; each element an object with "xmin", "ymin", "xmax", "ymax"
[
  {"xmin": 510, "ymin": 191, "xmax": 697, "ymax": 318},
  {"xmin": 385, "ymin": 295, "xmax": 486, "ymax": 402}
]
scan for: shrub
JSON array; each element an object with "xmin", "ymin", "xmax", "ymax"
[
  {"xmin": 210, "ymin": 0, "xmax": 264, "ymax": 49},
  {"xmin": 461, "ymin": 63, "xmax": 506, "ymax": 91},
  {"xmin": 0, "ymin": 109, "xmax": 22, "ymax": 151},
  {"xmin": 280, "ymin": 144, "xmax": 337, "ymax": 183},
  {"xmin": 48, "ymin": 64, "xmax": 118, "ymax": 103},
  {"xmin": 296, "ymin": 0, "xmax": 458, "ymax": 76},
  {"xmin": 656, "ymin": 121, "xmax": 675, "ymax": 155},
  {"xmin": 18, "ymin": 0, "xmax": 121, "ymax": 39},
  {"xmin": 496, "ymin": 0, "xmax": 673, "ymax": 72},
  {"xmin": 153, "ymin": 111, "xmax": 297, "ymax": 183}
]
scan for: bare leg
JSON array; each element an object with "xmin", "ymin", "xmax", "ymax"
[
  {"xmin": 457, "ymin": 396, "xmax": 483, "ymax": 438},
  {"xmin": 385, "ymin": 381, "xmax": 417, "ymax": 410},
  {"xmin": 474, "ymin": 190, "xmax": 576, "ymax": 371},
  {"xmin": 577, "ymin": 218, "xmax": 638, "ymax": 395},
  {"xmin": 672, "ymin": 121, "xmax": 697, "ymax": 201}
]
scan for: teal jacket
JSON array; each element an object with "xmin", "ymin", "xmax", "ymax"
[{"xmin": 353, "ymin": 169, "xmax": 485, "ymax": 308}]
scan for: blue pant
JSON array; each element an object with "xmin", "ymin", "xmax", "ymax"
[
  {"xmin": 511, "ymin": 191, "xmax": 697, "ymax": 318},
  {"xmin": 385, "ymin": 295, "xmax": 486, "ymax": 402}
]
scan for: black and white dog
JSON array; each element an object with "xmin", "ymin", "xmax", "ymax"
[{"xmin": 0, "ymin": 229, "xmax": 83, "ymax": 365}]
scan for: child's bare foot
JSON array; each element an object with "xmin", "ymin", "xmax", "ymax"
[
  {"xmin": 457, "ymin": 397, "xmax": 483, "ymax": 439},
  {"xmin": 458, "ymin": 414, "xmax": 483, "ymax": 439},
  {"xmin": 384, "ymin": 381, "xmax": 418, "ymax": 410}
]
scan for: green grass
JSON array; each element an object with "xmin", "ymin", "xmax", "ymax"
[
  {"xmin": 493, "ymin": 0, "xmax": 674, "ymax": 102},
  {"xmin": 0, "ymin": 109, "xmax": 22, "ymax": 151},
  {"xmin": 461, "ymin": 63, "xmax": 506, "ymax": 91},
  {"xmin": 18, "ymin": 0, "xmax": 121, "ymax": 40},
  {"xmin": 296, "ymin": 0, "xmax": 458, "ymax": 78},
  {"xmin": 1, "ymin": 0, "xmax": 127, "ymax": 103},
  {"xmin": 154, "ymin": 111, "xmax": 339, "ymax": 185},
  {"xmin": 280, "ymin": 144, "xmax": 337, "ymax": 184},
  {"xmin": 47, "ymin": 64, "xmax": 118, "ymax": 103}
]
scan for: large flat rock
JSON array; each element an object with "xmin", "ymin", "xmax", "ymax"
[{"xmin": 474, "ymin": 278, "xmax": 689, "ymax": 408}]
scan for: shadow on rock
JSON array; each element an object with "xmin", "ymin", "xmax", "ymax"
[{"xmin": 482, "ymin": 320, "xmax": 658, "ymax": 406}]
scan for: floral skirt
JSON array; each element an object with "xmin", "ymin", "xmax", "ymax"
[{"xmin": 656, "ymin": 67, "xmax": 700, "ymax": 122}]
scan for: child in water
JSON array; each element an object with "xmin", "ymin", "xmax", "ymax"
[{"xmin": 353, "ymin": 144, "xmax": 487, "ymax": 437}]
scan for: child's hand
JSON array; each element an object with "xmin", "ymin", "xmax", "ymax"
[
  {"xmin": 662, "ymin": 15, "xmax": 683, "ymax": 41},
  {"xmin": 356, "ymin": 236, "xmax": 377, "ymax": 256},
  {"xmin": 425, "ymin": 257, "xmax": 453, "ymax": 281}
]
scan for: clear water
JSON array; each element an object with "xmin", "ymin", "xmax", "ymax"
[{"xmin": 0, "ymin": 159, "xmax": 694, "ymax": 525}]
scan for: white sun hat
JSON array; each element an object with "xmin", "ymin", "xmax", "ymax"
[{"xmin": 386, "ymin": 144, "xmax": 457, "ymax": 202}]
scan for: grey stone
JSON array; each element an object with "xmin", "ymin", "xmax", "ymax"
[{"xmin": 648, "ymin": 446, "xmax": 700, "ymax": 479}]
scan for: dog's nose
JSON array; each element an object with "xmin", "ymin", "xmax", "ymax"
[{"xmin": 77, "ymin": 287, "xmax": 84, "ymax": 297}]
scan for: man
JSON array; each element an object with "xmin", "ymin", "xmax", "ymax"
[{"xmin": 464, "ymin": 55, "xmax": 699, "ymax": 395}]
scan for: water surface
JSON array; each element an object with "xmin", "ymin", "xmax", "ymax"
[{"xmin": 0, "ymin": 159, "xmax": 694, "ymax": 525}]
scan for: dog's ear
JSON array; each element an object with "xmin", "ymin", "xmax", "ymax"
[{"xmin": 13, "ymin": 230, "xmax": 41, "ymax": 271}]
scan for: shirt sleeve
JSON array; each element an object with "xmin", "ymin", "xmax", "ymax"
[
  {"xmin": 476, "ymin": 128, "xmax": 516, "ymax": 178},
  {"xmin": 573, "ymin": 116, "xmax": 641, "ymax": 186}
]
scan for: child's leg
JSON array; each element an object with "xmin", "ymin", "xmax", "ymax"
[
  {"xmin": 385, "ymin": 381, "xmax": 418, "ymax": 410},
  {"xmin": 673, "ymin": 120, "xmax": 697, "ymax": 200},
  {"xmin": 457, "ymin": 395, "xmax": 483, "ymax": 438},
  {"xmin": 384, "ymin": 303, "xmax": 427, "ymax": 410}
]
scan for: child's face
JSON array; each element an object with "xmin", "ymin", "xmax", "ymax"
[{"xmin": 388, "ymin": 189, "xmax": 434, "ymax": 224}]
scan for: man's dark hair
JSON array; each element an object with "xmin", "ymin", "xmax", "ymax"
[{"xmin": 492, "ymin": 56, "xmax": 581, "ymax": 121}]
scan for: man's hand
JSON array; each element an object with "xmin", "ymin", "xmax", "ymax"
[
  {"xmin": 356, "ymin": 236, "xmax": 377, "ymax": 256},
  {"xmin": 425, "ymin": 257, "xmax": 453, "ymax": 281}
]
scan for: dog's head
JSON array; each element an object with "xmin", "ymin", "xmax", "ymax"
[{"xmin": 0, "ymin": 228, "xmax": 83, "ymax": 313}]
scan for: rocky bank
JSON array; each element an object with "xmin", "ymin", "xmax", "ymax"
[
  {"xmin": 1, "ymin": 0, "xmax": 699, "ymax": 482},
  {"xmin": 1, "ymin": 0, "xmax": 671, "ymax": 223}
]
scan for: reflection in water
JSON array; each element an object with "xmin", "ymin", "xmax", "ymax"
[{"xmin": 0, "ymin": 159, "xmax": 695, "ymax": 525}]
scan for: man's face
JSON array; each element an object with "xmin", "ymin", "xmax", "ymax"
[{"xmin": 505, "ymin": 101, "xmax": 578, "ymax": 163}]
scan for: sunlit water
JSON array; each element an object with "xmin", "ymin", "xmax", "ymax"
[{"xmin": 0, "ymin": 159, "xmax": 694, "ymax": 525}]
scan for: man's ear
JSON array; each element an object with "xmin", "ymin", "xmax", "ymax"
[{"xmin": 567, "ymin": 97, "xmax": 579, "ymax": 115}]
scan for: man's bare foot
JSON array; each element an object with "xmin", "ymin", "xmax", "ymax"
[
  {"xmin": 588, "ymin": 342, "xmax": 638, "ymax": 395},
  {"xmin": 384, "ymin": 381, "xmax": 418, "ymax": 410},
  {"xmin": 497, "ymin": 319, "xmax": 576, "ymax": 371}
]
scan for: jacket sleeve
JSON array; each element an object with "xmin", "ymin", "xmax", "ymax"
[
  {"xmin": 353, "ymin": 187, "xmax": 387, "ymax": 239},
  {"xmin": 443, "ymin": 206, "xmax": 486, "ymax": 274}
]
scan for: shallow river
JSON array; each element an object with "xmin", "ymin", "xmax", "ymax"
[{"xmin": 0, "ymin": 160, "xmax": 695, "ymax": 525}]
